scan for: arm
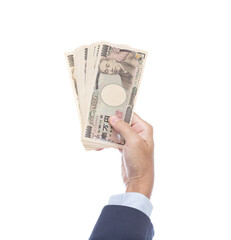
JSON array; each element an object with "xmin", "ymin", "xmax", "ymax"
[
  {"xmin": 89, "ymin": 113, "xmax": 155, "ymax": 240},
  {"xmin": 111, "ymin": 113, "xmax": 154, "ymax": 199}
]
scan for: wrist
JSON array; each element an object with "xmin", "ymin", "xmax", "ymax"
[{"xmin": 125, "ymin": 176, "xmax": 154, "ymax": 199}]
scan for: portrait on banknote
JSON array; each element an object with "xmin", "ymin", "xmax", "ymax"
[{"xmin": 98, "ymin": 48, "xmax": 138, "ymax": 90}]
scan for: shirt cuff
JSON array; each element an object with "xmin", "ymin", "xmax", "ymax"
[{"xmin": 108, "ymin": 192, "xmax": 153, "ymax": 217}]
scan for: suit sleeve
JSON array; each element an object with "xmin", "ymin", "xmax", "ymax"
[{"xmin": 89, "ymin": 205, "xmax": 154, "ymax": 240}]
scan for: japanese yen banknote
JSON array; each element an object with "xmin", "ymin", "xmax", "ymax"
[{"xmin": 65, "ymin": 42, "xmax": 147, "ymax": 150}]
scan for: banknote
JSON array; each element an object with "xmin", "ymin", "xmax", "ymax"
[
  {"xmin": 65, "ymin": 42, "xmax": 147, "ymax": 150},
  {"xmin": 65, "ymin": 52, "xmax": 81, "ymax": 121},
  {"xmin": 82, "ymin": 43, "xmax": 147, "ymax": 147}
]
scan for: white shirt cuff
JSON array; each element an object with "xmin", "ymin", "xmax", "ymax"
[{"xmin": 108, "ymin": 192, "xmax": 153, "ymax": 217}]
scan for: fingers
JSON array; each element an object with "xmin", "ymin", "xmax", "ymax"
[
  {"xmin": 95, "ymin": 148, "xmax": 104, "ymax": 151},
  {"xmin": 109, "ymin": 116, "xmax": 140, "ymax": 144},
  {"xmin": 131, "ymin": 113, "xmax": 142, "ymax": 125},
  {"xmin": 118, "ymin": 148, "xmax": 123, "ymax": 154},
  {"xmin": 132, "ymin": 113, "xmax": 151, "ymax": 127},
  {"xmin": 109, "ymin": 113, "xmax": 154, "ymax": 147},
  {"xmin": 131, "ymin": 113, "xmax": 154, "ymax": 146}
]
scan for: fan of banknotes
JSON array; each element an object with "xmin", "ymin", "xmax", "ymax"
[{"xmin": 65, "ymin": 42, "xmax": 147, "ymax": 150}]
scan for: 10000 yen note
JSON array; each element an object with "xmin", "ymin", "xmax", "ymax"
[
  {"xmin": 65, "ymin": 52, "xmax": 81, "ymax": 121},
  {"xmin": 83, "ymin": 43, "xmax": 147, "ymax": 146}
]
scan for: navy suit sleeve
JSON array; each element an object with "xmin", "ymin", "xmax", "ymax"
[{"xmin": 89, "ymin": 205, "xmax": 154, "ymax": 240}]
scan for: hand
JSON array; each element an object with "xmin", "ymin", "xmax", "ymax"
[{"xmin": 109, "ymin": 113, "xmax": 154, "ymax": 199}]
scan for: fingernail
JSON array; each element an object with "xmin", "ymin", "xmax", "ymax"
[
  {"xmin": 95, "ymin": 148, "xmax": 103, "ymax": 151},
  {"xmin": 109, "ymin": 116, "xmax": 119, "ymax": 123}
]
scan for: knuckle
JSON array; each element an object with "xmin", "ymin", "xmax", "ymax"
[
  {"xmin": 117, "ymin": 120, "xmax": 128, "ymax": 128},
  {"xmin": 149, "ymin": 140, "xmax": 154, "ymax": 150},
  {"xmin": 131, "ymin": 137, "xmax": 142, "ymax": 146},
  {"xmin": 146, "ymin": 123, "xmax": 153, "ymax": 132}
]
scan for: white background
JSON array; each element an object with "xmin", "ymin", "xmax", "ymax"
[{"xmin": 0, "ymin": 0, "xmax": 230, "ymax": 239}]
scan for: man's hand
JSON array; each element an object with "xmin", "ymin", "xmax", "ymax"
[{"xmin": 109, "ymin": 113, "xmax": 154, "ymax": 199}]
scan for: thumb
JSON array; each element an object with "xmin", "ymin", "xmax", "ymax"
[{"xmin": 109, "ymin": 116, "xmax": 139, "ymax": 143}]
